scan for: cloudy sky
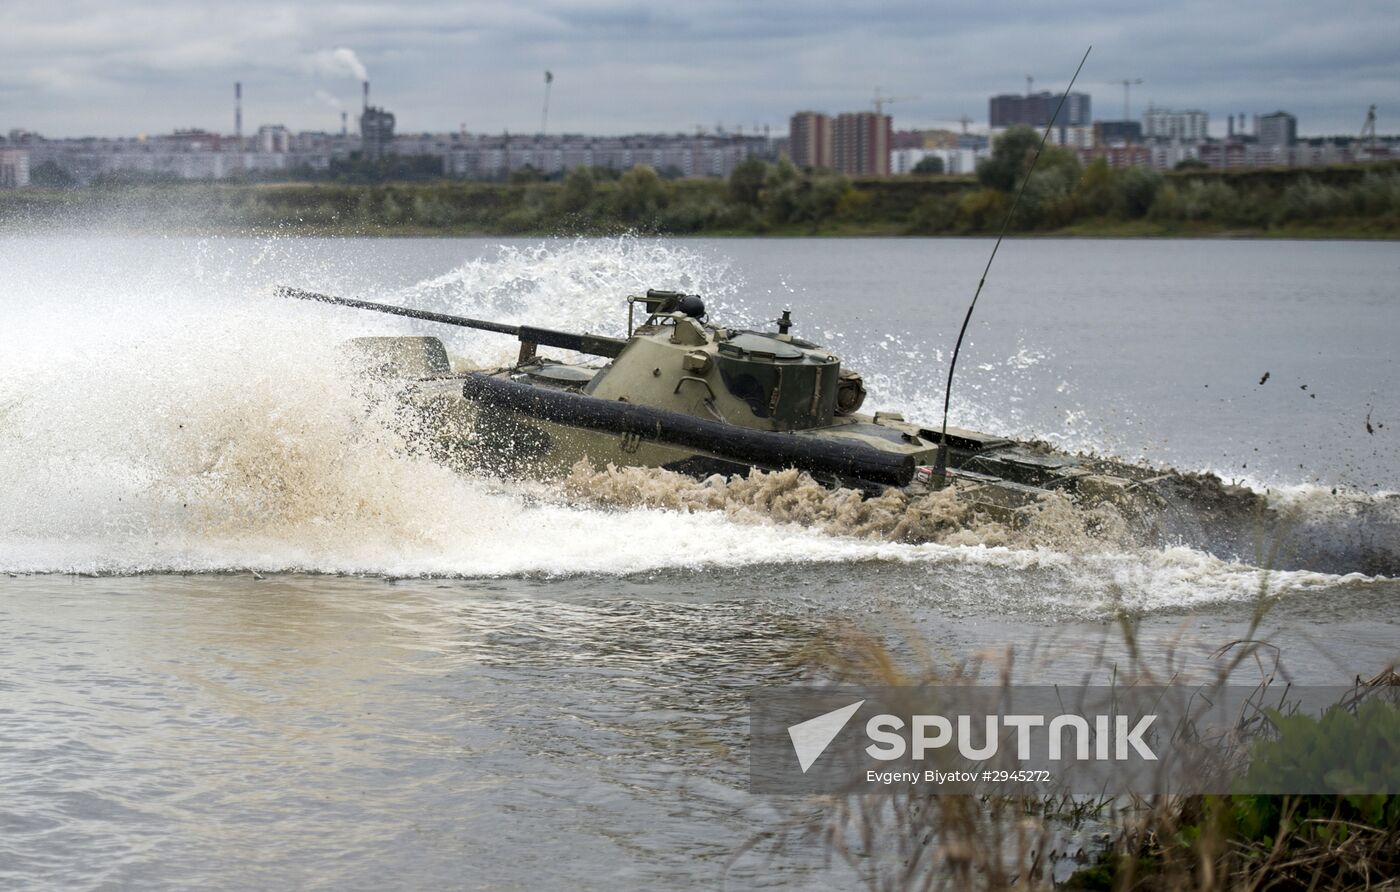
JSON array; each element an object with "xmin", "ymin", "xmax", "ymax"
[{"xmin": 1, "ymin": 0, "xmax": 1395, "ymax": 139}]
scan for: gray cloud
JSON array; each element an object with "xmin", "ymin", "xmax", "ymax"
[{"xmin": 0, "ymin": 0, "xmax": 1394, "ymax": 137}]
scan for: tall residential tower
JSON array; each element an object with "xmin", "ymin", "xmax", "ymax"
[
  {"xmin": 832, "ymin": 112, "xmax": 891, "ymax": 175},
  {"xmin": 788, "ymin": 111, "xmax": 833, "ymax": 169}
]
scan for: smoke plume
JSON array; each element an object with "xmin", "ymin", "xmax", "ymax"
[
  {"xmin": 314, "ymin": 89, "xmax": 343, "ymax": 110},
  {"xmin": 309, "ymin": 47, "xmax": 368, "ymax": 82}
]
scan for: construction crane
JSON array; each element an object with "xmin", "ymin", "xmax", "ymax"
[
  {"xmin": 1109, "ymin": 78, "xmax": 1143, "ymax": 121},
  {"xmin": 1360, "ymin": 105, "xmax": 1378, "ymax": 160},
  {"xmin": 873, "ymin": 87, "xmax": 919, "ymax": 118}
]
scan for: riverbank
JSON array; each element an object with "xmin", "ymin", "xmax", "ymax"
[{"xmin": 3, "ymin": 158, "xmax": 1398, "ymax": 239}]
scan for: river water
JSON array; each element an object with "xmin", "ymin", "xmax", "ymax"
[{"xmin": 1, "ymin": 235, "xmax": 1396, "ymax": 889}]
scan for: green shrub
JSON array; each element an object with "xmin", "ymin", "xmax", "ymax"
[
  {"xmin": 611, "ymin": 164, "xmax": 668, "ymax": 228},
  {"xmin": 907, "ymin": 194, "xmax": 959, "ymax": 234},
  {"xmin": 1119, "ymin": 167, "xmax": 1162, "ymax": 218},
  {"xmin": 956, "ymin": 188, "xmax": 1010, "ymax": 231}
]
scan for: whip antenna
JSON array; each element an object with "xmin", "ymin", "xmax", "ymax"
[{"xmin": 934, "ymin": 46, "xmax": 1092, "ymax": 477}]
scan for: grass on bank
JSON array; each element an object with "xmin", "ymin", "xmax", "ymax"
[{"xmin": 739, "ymin": 573, "xmax": 1400, "ymax": 892}]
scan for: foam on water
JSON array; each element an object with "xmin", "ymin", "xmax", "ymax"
[
  {"xmin": 562, "ymin": 461, "xmax": 1393, "ymax": 612},
  {"xmin": 0, "ymin": 235, "xmax": 1391, "ymax": 611},
  {"xmin": 347, "ymin": 236, "xmax": 761, "ymax": 368},
  {"xmin": 0, "ymin": 236, "xmax": 875, "ymax": 577}
]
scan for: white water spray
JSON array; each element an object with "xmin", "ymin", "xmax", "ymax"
[{"xmin": 0, "ymin": 235, "xmax": 1390, "ymax": 603}]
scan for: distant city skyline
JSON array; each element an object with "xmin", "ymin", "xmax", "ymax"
[{"xmin": 1, "ymin": 0, "xmax": 1396, "ymax": 139}]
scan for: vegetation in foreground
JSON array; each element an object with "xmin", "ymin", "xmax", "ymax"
[
  {"xmin": 743, "ymin": 578, "xmax": 1400, "ymax": 892},
  {"xmin": 4, "ymin": 129, "xmax": 1399, "ymax": 239}
]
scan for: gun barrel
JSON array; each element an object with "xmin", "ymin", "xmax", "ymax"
[
  {"xmin": 275, "ymin": 286, "xmax": 625, "ymax": 358},
  {"xmin": 276, "ymin": 286, "xmax": 519, "ymax": 335}
]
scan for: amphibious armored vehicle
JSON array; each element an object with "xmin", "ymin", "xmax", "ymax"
[{"xmin": 278, "ymin": 285, "xmax": 1180, "ymax": 520}]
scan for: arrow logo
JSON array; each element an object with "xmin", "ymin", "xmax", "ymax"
[{"xmin": 787, "ymin": 700, "xmax": 864, "ymax": 773}]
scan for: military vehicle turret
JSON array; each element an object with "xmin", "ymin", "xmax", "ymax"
[{"xmin": 277, "ymin": 285, "xmax": 1191, "ymax": 522}]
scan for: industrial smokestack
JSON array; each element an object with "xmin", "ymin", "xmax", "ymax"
[
  {"xmin": 235, "ymin": 82, "xmax": 242, "ymax": 141},
  {"xmin": 363, "ymin": 80, "xmax": 369, "ymax": 112},
  {"xmin": 341, "ymin": 111, "xmax": 348, "ymax": 137}
]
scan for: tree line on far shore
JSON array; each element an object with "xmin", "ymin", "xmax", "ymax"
[
  {"xmin": 7, "ymin": 127, "xmax": 1399, "ymax": 238},
  {"xmin": 903, "ymin": 127, "xmax": 1400, "ymax": 236}
]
